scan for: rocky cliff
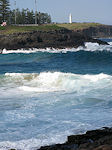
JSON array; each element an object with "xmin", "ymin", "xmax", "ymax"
[
  {"xmin": 75, "ymin": 25, "xmax": 112, "ymax": 38},
  {"xmin": 0, "ymin": 29, "xmax": 108, "ymax": 50}
]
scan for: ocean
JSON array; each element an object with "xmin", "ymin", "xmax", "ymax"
[{"xmin": 0, "ymin": 40, "xmax": 112, "ymax": 150}]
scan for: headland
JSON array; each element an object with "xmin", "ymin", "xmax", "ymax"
[{"xmin": 0, "ymin": 23, "xmax": 111, "ymax": 50}]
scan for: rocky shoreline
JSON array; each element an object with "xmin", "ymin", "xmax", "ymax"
[
  {"xmin": 0, "ymin": 29, "xmax": 108, "ymax": 50},
  {"xmin": 8, "ymin": 127, "xmax": 112, "ymax": 150},
  {"xmin": 1, "ymin": 28, "xmax": 111, "ymax": 150},
  {"xmin": 75, "ymin": 25, "xmax": 112, "ymax": 38},
  {"xmin": 38, "ymin": 127, "xmax": 112, "ymax": 150}
]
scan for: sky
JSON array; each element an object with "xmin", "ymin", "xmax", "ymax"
[{"xmin": 10, "ymin": 0, "xmax": 112, "ymax": 25}]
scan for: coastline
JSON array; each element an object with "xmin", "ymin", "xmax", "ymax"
[
  {"xmin": 0, "ymin": 26, "xmax": 111, "ymax": 150},
  {"xmin": 0, "ymin": 29, "xmax": 108, "ymax": 51},
  {"xmin": 7, "ymin": 127, "xmax": 112, "ymax": 150},
  {"xmin": 38, "ymin": 127, "xmax": 112, "ymax": 150}
]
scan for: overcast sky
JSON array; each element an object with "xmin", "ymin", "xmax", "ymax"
[{"xmin": 10, "ymin": 0, "xmax": 112, "ymax": 25}]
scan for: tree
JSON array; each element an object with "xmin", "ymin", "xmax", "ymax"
[
  {"xmin": 9, "ymin": 9, "xmax": 51, "ymax": 25},
  {"xmin": 26, "ymin": 10, "xmax": 35, "ymax": 24},
  {"xmin": 0, "ymin": 0, "xmax": 10, "ymax": 23},
  {"xmin": 0, "ymin": 1, "xmax": 51, "ymax": 25},
  {"xmin": 38, "ymin": 12, "xmax": 51, "ymax": 24}
]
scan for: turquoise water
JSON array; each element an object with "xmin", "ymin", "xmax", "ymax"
[{"xmin": 0, "ymin": 41, "xmax": 112, "ymax": 150}]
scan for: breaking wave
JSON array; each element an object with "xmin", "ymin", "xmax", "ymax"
[
  {"xmin": 2, "ymin": 72, "xmax": 112, "ymax": 93},
  {"xmin": 1, "ymin": 42, "xmax": 112, "ymax": 54},
  {"xmin": 0, "ymin": 40, "xmax": 112, "ymax": 150},
  {"xmin": 0, "ymin": 72, "xmax": 112, "ymax": 150}
]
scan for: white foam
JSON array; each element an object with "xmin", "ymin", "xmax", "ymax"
[
  {"xmin": 1, "ymin": 42, "xmax": 112, "ymax": 54},
  {"xmin": 5, "ymin": 72, "xmax": 28, "ymax": 77},
  {"xmin": 2, "ymin": 47, "xmax": 79, "ymax": 54},
  {"xmin": 85, "ymin": 42, "xmax": 112, "ymax": 52},
  {"xmin": 108, "ymin": 42, "xmax": 112, "ymax": 45},
  {"xmin": 4, "ymin": 72, "xmax": 112, "ymax": 93},
  {"xmin": 83, "ymin": 73, "xmax": 109, "ymax": 82},
  {"xmin": 0, "ymin": 132, "xmax": 68, "ymax": 150},
  {"xmin": 0, "ymin": 72, "xmax": 112, "ymax": 150},
  {"xmin": 19, "ymin": 86, "xmax": 60, "ymax": 92}
]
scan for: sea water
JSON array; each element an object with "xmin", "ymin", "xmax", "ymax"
[{"xmin": 0, "ymin": 41, "xmax": 112, "ymax": 150}]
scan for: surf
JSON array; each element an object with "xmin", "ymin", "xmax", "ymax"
[
  {"xmin": 1, "ymin": 42, "xmax": 112, "ymax": 54},
  {"xmin": 0, "ymin": 72, "xmax": 111, "ymax": 93},
  {"xmin": 0, "ymin": 39, "xmax": 112, "ymax": 150},
  {"xmin": 0, "ymin": 72, "xmax": 112, "ymax": 150}
]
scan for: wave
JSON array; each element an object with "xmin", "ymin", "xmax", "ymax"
[
  {"xmin": 108, "ymin": 42, "xmax": 112, "ymax": 45},
  {"xmin": 1, "ymin": 42, "xmax": 112, "ymax": 54},
  {"xmin": 0, "ymin": 72, "xmax": 112, "ymax": 150},
  {"xmin": 0, "ymin": 133, "xmax": 67, "ymax": 150},
  {"xmin": 2, "ymin": 72, "xmax": 112, "ymax": 93}
]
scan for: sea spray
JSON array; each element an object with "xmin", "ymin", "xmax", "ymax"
[
  {"xmin": 0, "ymin": 41, "xmax": 112, "ymax": 150},
  {"xmin": 1, "ymin": 42, "xmax": 112, "ymax": 54},
  {"xmin": 2, "ymin": 72, "xmax": 111, "ymax": 93}
]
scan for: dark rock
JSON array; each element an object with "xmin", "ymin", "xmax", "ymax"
[
  {"xmin": 0, "ymin": 29, "xmax": 108, "ymax": 50},
  {"xmin": 38, "ymin": 127, "xmax": 112, "ymax": 150},
  {"xmin": 75, "ymin": 25, "xmax": 112, "ymax": 38},
  {"xmin": 94, "ymin": 145, "xmax": 112, "ymax": 150}
]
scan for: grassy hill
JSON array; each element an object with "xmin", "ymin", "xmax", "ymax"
[
  {"xmin": 57, "ymin": 22, "xmax": 102, "ymax": 30},
  {"xmin": 0, "ymin": 23, "xmax": 104, "ymax": 35},
  {"xmin": 0, "ymin": 24, "xmax": 64, "ymax": 35}
]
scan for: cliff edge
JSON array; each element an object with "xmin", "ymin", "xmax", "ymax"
[{"xmin": 0, "ymin": 29, "xmax": 108, "ymax": 50}]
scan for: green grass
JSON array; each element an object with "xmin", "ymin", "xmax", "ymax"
[
  {"xmin": 0, "ymin": 26, "xmax": 6, "ymax": 30},
  {"xmin": 0, "ymin": 23, "xmax": 103, "ymax": 35},
  {"xmin": 57, "ymin": 22, "xmax": 102, "ymax": 30},
  {"xmin": 0, "ymin": 24, "xmax": 64, "ymax": 35}
]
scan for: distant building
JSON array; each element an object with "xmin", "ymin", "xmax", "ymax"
[{"xmin": 69, "ymin": 13, "xmax": 72, "ymax": 24}]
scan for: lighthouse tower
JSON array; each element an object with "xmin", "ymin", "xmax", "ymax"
[{"xmin": 69, "ymin": 13, "xmax": 72, "ymax": 24}]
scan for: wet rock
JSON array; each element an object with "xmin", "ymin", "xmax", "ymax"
[
  {"xmin": 38, "ymin": 127, "xmax": 112, "ymax": 150},
  {"xmin": 94, "ymin": 145, "xmax": 112, "ymax": 150}
]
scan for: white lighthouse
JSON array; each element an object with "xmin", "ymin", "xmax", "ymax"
[{"xmin": 69, "ymin": 13, "xmax": 72, "ymax": 24}]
